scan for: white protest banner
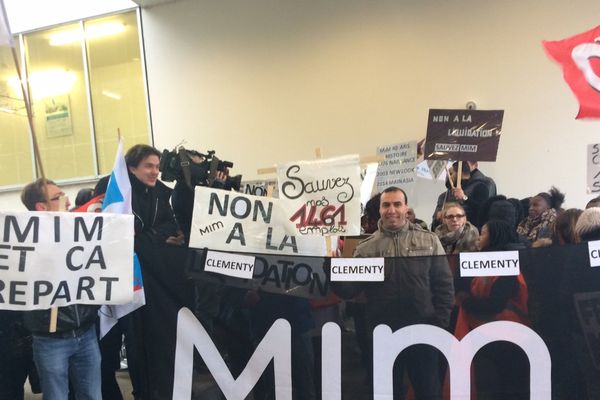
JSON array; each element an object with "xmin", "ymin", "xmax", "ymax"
[
  {"xmin": 375, "ymin": 142, "xmax": 417, "ymax": 196},
  {"xmin": 330, "ymin": 258, "xmax": 384, "ymax": 282},
  {"xmin": 277, "ymin": 154, "xmax": 362, "ymax": 236},
  {"xmin": 0, "ymin": 212, "xmax": 134, "ymax": 310},
  {"xmin": 189, "ymin": 187, "xmax": 326, "ymax": 256},
  {"xmin": 587, "ymin": 144, "xmax": 600, "ymax": 194},
  {"xmin": 204, "ymin": 250, "xmax": 255, "ymax": 279},
  {"xmin": 587, "ymin": 240, "xmax": 600, "ymax": 267},
  {"xmin": 459, "ymin": 251, "xmax": 520, "ymax": 277}
]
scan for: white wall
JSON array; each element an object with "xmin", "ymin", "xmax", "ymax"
[{"xmin": 140, "ymin": 0, "xmax": 600, "ymax": 221}]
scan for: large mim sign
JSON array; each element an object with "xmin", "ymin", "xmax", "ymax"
[{"xmin": 172, "ymin": 308, "xmax": 551, "ymax": 399}]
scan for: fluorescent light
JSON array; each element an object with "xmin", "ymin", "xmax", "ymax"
[
  {"xmin": 101, "ymin": 90, "xmax": 121, "ymax": 100},
  {"xmin": 49, "ymin": 22, "xmax": 126, "ymax": 46},
  {"xmin": 8, "ymin": 69, "xmax": 76, "ymax": 99}
]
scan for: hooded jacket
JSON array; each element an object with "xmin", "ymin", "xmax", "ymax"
[{"xmin": 333, "ymin": 221, "xmax": 454, "ymax": 330}]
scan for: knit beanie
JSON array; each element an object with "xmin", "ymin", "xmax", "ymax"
[{"xmin": 575, "ymin": 208, "xmax": 600, "ymax": 240}]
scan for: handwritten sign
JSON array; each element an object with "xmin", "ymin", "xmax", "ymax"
[
  {"xmin": 459, "ymin": 251, "xmax": 520, "ymax": 277},
  {"xmin": 0, "ymin": 212, "xmax": 134, "ymax": 310},
  {"xmin": 375, "ymin": 142, "xmax": 417, "ymax": 197},
  {"xmin": 189, "ymin": 187, "xmax": 326, "ymax": 256},
  {"xmin": 204, "ymin": 250, "xmax": 255, "ymax": 279},
  {"xmin": 330, "ymin": 258, "xmax": 384, "ymax": 282},
  {"xmin": 587, "ymin": 144, "xmax": 600, "ymax": 194},
  {"xmin": 277, "ymin": 155, "xmax": 362, "ymax": 236},
  {"xmin": 424, "ymin": 109, "xmax": 504, "ymax": 161}
]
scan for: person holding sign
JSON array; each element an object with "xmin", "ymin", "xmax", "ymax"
[
  {"xmin": 434, "ymin": 203, "xmax": 479, "ymax": 255},
  {"xmin": 20, "ymin": 179, "xmax": 102, "ymax": 400},
  {"xmin": 333, "ymin": 186, "xmax": 454, "ymax": 400},
  {"xmin": 431, "ymin": 162, "xmax": 493, "ymax": 231}
]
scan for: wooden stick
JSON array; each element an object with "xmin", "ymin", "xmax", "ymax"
[
  {"xmin": 257, "ymin": 154, "xmax": 384, "ymax": 175},
  {"xmin": 11, "ymin": 46, "xmax": 58, "ymax": 333},
  {"xmin": 446, "ymin": 165, "xmax": 455, "ymax": 189},
  {"xmin": 312, "ymin": 148, "xmax": 334, "ymax": 255},
  {"xmin": 456, "ymin": 161, "xmax": 463, "ymax": 189}
]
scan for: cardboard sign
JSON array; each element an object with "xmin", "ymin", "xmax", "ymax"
[
  {"xmin": 587, "ymin": 144, "xmax": 600, "ymax": 194},
  {"xmin": 0, "ymin": 212, "xmax": 134, "ymax": 310},
  {"xmin": 277, "ymin": 154, "xmax": 362, "ymax": 236},
  {"xmin": 459, "ymin": 251, "xmax": 520, "ymax": 277},
  {"xmin": 424, "ymin": 109, "xmax": 504, "ymax": 161},
  {"xmin": 588, "ymin": 240, "xmax": 600, "ymax": 267},
  {"xmin": 240, "ymin": 179, "xmax": 279, "ymax": 197},
  {"xmin": 189, "ymin": 187, "xmax": 326, "ymax": 256},
  {"xmin": 204, "ymin": 250, "xmax": 255, "ymax": 279},
  {"xmin": 330, "ymin": 258, "xmax": 384, "ymax": 281},
  {"xmin": 375, "ymin": 142, "xmax": 417, "ymax": 196}
]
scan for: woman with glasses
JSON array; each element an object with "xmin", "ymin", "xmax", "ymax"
[{"xmin": 434, "ymin": 202, "xmax": 479, "ymax": 255}]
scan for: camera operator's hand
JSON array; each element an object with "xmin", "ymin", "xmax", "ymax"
[
  {"xmin": 166, "ymin": 230, "xmax": 185, "ymax": 246},
  {"xmin": 211, "ymin": 170, "xmax": 228, "ymax": 189},
  {"xmin": 215, "ymin": 170, "xmax": 227, "ymax": 183}
]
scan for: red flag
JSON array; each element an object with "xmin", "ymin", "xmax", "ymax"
[
  {"xmin": 73, "ymin": 194, "xmax": 104, "ymax": 213},
  {"xmin": 543, "ymin": 25, "xmax": 600, "ymax": 119}
]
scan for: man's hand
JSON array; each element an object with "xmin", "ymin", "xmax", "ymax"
[{"xmin": 451, "ymin": 187, "xmax": 467, "ymax": 201}]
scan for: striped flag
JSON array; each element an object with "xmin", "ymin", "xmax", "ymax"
[
  {"xmin": 0, "ymin": 0, "xmax": 14, "ymax": 47},
  {"xmin": 99, "ymin": 139, "xmax": 145, "ymax": 338}
]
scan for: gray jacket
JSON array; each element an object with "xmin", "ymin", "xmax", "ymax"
[{"xmin": 335, "ymin": 221, "xmax": 454, "ymax": 330}]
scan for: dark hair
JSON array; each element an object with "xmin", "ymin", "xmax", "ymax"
[
  {"xmin": 482, "ymin": 219, "xmax": 518, "ymax": 251},
  {"xmin": 364, "ymin": 193, "xmax": 382, "ymax": 221},
  {"xmin": 554, "ymin": 208, "xmax": 583, "ymax": 244},
  {"xmin": 535, "ymin": 186, "xmax": 565, "ymax": 210},
  {"xmin": 382, "ymin": 186, "xmax": 408, "ymax": 205},
  {"xmin": 75, "ymin": 188, "xmax": 94, "ymax": 207},
  {"xmin": 93, "ymin": 175, "xmax": 110, "ymax": 197},
  {"xmin": 20, "ymin": 178, "xmax": 56, "ymax": 211},
  {"xmin": 586, "ymin": 195, "xmax": 600, "ymax": 209},
  {"xmin": 580, "ymin": 228, "xmax": 600, "ymax": 242},
  {"xmin": 362, "ymin": 193, "xmax": 382, "ymax": 234},
  {"xmin": 125, "ymin": 144, "xmax": 161, "ymax": 168}
]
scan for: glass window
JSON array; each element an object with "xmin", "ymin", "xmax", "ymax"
[
  {"xmin": 85, "ymin": 12, "xmax": 150, "ymax": 175},
  {"xmin": 0, "ymin": 10, "xmax": 149, "ymax": 188},
  {"xmin": 0, "ymin": 42, "xmax": 34, "ymax": 187},
  {"xmin": 24, "ymin": 22, "xmax": 96, "ymax": 181}
]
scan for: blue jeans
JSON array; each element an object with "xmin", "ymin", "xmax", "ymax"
[{"xmin": 33, "ymin": 324, "xmax": 101, "ymax": 400}]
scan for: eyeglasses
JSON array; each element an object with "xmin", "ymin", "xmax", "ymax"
[
  {"xmin": 49, "ymin": 195, "xmax": 65, "ymax": 202},
  {"xmin": 444, "ymin": 214, "xmax": 465, "ymax": 220}
]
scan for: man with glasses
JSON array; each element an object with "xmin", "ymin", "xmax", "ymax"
[
  {"xmin": 333, "ymin": 186, "xmax": 454, "ymax": 399},
  {"xmin": 20, "ymin": 178, "xmax": 102, "ymax": 400}
]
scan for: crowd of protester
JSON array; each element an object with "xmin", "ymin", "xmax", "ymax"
[{"xmin": 2, "ymin": 146, "xmax": 600, "ymax": 400}]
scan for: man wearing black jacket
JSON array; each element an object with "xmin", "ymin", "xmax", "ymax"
[
  {"xmin": 431, "ymin": 162, "xmax": 496, "ymax": 230},
  {"xmin": 125, "ymin": 144, "xmax": 182, "ymax": 247}
]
